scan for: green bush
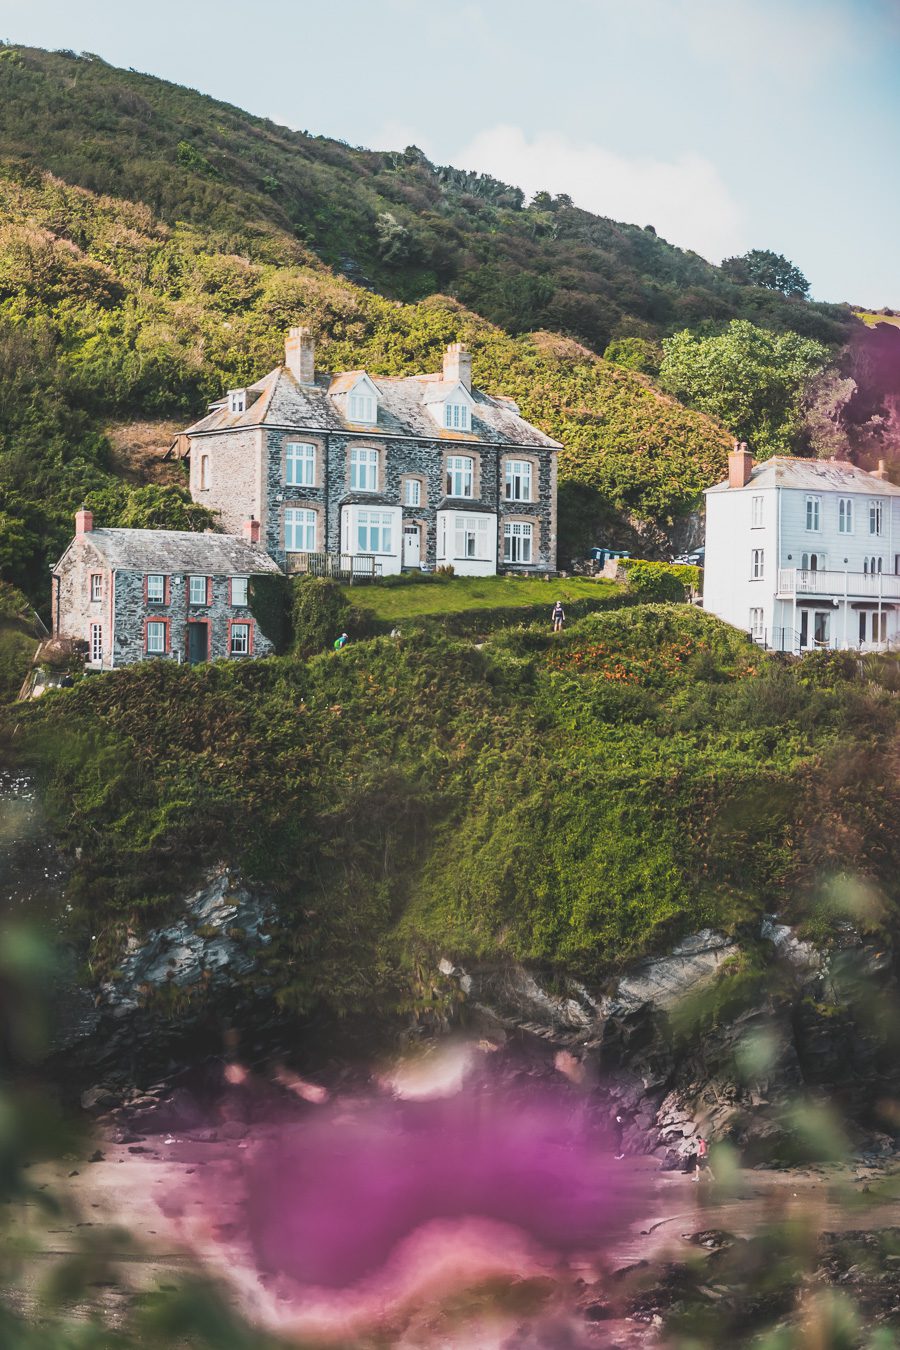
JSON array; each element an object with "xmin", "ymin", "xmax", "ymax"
[
  {"xmin": 249, "ymin": 574, "xmax": 290, "ymax": 653},
  {"xmin": 620, "ymin": 559, "xmax": 699, "ymax": 602},
  {"xmin": 290, "ymin": 575, "xmax": 350, "ymax": 656}
]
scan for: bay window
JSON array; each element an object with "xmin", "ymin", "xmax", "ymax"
[{"xmin": 357, "ymin": 510, "xmax": 393, "ymax": 554}]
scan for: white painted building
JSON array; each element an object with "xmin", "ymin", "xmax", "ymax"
[{"xmin": 704, "ymin": 446, "xmax": 900, "ymax": 652}]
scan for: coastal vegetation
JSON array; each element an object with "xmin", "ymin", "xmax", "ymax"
[{"xmin": 9, "ymin": 606, "xmax": 899, "ymax": 1017}]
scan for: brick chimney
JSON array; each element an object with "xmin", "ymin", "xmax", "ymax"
[
  {"xmin": 243, "ymin": 518, "xmax": 261, "ymax": 545},
  {"xmin": 728, "ymin": 440, "xmax": 753, "ymax": 488},
  {"xmin": 443, "ymin": 341, "xmax": 472, "ymax": 391},
  {"xmin": 284, "ymin": 326, "xmax": 315, "ymax": 385},
  {"xmin": 75, "ymin": 506, "xmax": 93, "ymax": 535}
]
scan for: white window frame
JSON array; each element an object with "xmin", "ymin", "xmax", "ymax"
[
  {"xmin": 189, "ymin": 575, "xmax": 208, "ymax": 606},
  {"xmin": 749, "ymin": 607, "xmax": 764, "ymax": 640},
  {"xmin": 286, "ymin": 441, "xmax": 316, "ymax": 488},
  {"xmin": 503, "ymin": 520, "xmax": 533, "ymax": 564},
  {"xmin": 231, "ymin": 576, "xmax": 249, "ymax": 607},
  {"xmin": 90, "ymin": 623, "xmax": 102, "ymax": 664},
  {"xmin": 751, "ymin": 548, "xmax": 764, "ymax": 580},
  {"xmin": 227, "ymin": 389, "xmax": 247, "ymax": 415},
  {"xmin": 751, "ymin": 495, "xmax": 764, "ymax": 528},
  {"xmin": 350, "ymin": 446, "xmax": 379, "ymax": 492},
  {"xmin": 453, "ymin": 513, "xmax": 491, "ymax": 561},
  {"xmin": 446, "ymin": 455, "xmax": 474, "ymax": 498},
  {"xmin": 403, "ymin": 478, "xmax": 421, "ymax": 507},
  {"xmin": 869, "ymin": 498, "xmax": 884, "ymax": 536},
  {"xmin": 146, "ymin": 574, "xmax": 165, "ymax": 603},
  {"xmin": 200, "ymin": 454, "xmax": 210, "ymax": 490},
  {"xmin": 805, "ymin": 495, "xmax": 821, "ymax": 532},
  {"xmin": 504, "ymin": 460, "xmax": 533, "ymax": 502},
  {"xmin": 146, "ymin": 620, "xmax": 167, "ymax": 655},
  {"xmin": 838, "ymin": 497, "xmax": 853, "ymax": 533},
  {"xmin": 90, "ymin": 573, "xmax": 102, "ymax": 602},
  {"xmin": 444, "ymin": 401, "xmax": 471, "ymax": 432},
  {"xmin": 356, "ymin": 510, "xmax": 393, "ymax": 554},
  {"xmin": 285, "ymin": 508, "xmax": 317, "ymax": 553},
  {"xmin": 348, "ymin": 391, "xmax": 377, "ymax": 424},
  {"xmin": 230, "ymin": 622, "xmax": 251, "ymax": 656},
  {"xmin": 800, "ymin": 552, "xmax": 826, "ymax": 572}
]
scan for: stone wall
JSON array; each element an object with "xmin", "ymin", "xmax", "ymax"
[
  {"xmin": 112, "ymin": 570, "xmax": 275, "ymax": 665},
  {"xmin": 249, "ymin": 429, "xmax": 558, "ymax": 572}
]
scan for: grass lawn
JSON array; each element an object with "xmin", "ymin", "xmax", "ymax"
[{"xmin": 343, "ymin": 574, "xmax": 620, "ymax": 621}]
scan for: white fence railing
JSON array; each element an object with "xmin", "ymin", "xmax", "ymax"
[{"xmin": 777, "ymin": 568, "xmax": 900, "ymax": 599}]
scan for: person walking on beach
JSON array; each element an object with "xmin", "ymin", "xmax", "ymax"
[
  {"xmin": 693, "ymin": 1135, "xmax": 711, "ymax": 1183},
  {"xmin": 551, "ymin": 601, "xmax": 565, "ymax": 633}
]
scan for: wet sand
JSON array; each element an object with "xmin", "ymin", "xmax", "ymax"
[{"xmin": 6, "ymin": 1136, "xmax": 900, "ymax": 1339}]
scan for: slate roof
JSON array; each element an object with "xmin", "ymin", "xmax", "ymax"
[
  {"xmin": 182, "ymin": 365, "xmax": 561, "ymax": 450},
  {"xmin": 55, "ymin": 529, "xmax": 284, "ymax": 575},
  {"xmin": 706, "ymin": 456, "xmax": 900, "ymax": 496}
]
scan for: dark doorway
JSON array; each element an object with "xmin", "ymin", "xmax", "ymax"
[{"xmin": 188, "ymin": 622, "xmax": 208, "ymax": 664}]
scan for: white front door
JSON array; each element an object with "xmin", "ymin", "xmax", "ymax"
[{"xmin": 403, "ymin": 524, "xmax": 421, "ymax": 567}]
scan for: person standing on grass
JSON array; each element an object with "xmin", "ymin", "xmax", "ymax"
[
  {"xmin": 551, "ymin": 601, "xmax": 566, "ymax": 632},
  {"xmin": 333, "ymin": 632, "xmax": 349, "ymax": 651}
]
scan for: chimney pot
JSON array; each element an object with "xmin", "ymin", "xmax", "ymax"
[
  {"xmin": 728, "ymin": 444, "xmax": 753, "ymax": 489},
  {"xmin": 75, "ymin": 507, "xmax": 93, "ymax": 535},
  {"xmin": 243, "ymin": 518, "xmax": 261, "ymax": 545},
  {"xmin": 443, "ymin": 341, "xmax": 472, "ymax": 391},
  {"xmin": 285, "ymin": 326, "xmax": 315, "ymax": 385}
]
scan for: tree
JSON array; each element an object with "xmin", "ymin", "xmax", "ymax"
[
  {"xmin": 721, "ymin": 250, "xmax": 811, "ymax": 299},
  {"xmin": 659, "ymin": 319, "xmax": 830, "ymax": 457}
]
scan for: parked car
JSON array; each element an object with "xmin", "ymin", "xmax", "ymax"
[
  {"xmin": 588, "ymin": 547, "xmax": 631, "ymax": 566},
  {"xmin": 673, "ymin": 547, "xmax": 705, "ymax": 566}
]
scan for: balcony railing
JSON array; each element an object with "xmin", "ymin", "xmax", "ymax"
[
  {"xmin": 777, "ymin": 568, "xmax": 900, "ymax": 600},
  {"xmin": 285, "ymin": 551, "xmax": 381, "ymax": 582}
]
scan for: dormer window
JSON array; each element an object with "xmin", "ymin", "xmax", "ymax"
[
  {"xmin": 349, "ymin": 390, "xmax": 377, "ymax": 424},
  {"xmin": 444, "ymin": 401, "xmax": 470, "ymax": 432},
  {"xmin": 228, "ymin": 389, "xmax": 247, "ymax": 415}
]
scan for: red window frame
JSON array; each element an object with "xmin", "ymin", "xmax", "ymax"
[
  {"xmin": 143, "ymin": 574, "xmax": 171, "ymax": 605},
  {"xmin": 228, "ymin": 576, "xmax": 250, "ymax": 607},
  {"xmin": 228, "ymin": 618, "xmax": 254, "ymax": 657},
  {"xmin": 144, "ymin": 616, "xmax": 170, "ymax": 655}
]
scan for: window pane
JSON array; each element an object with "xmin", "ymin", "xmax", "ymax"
[
  {"xmin": 189, "ymin": 576, "xmax": 207, "ymax": 604},
  {"xmin": 231, "ymin": 577, "xmax": 248, "ymax": 606},
  {"xmin": 147, "ymin": 574, "xmax": 164, "ymax": 602},
  {"xmin": 147, "ymin": 622, "xmax": 166, "ymax": 654},
  {"xmin": 286, "ymin": 443, "xmax": 315, "ymax": 487},
  {"xmin": 230, "ymin": 623, "xmax": 250, "ymax": 655}
]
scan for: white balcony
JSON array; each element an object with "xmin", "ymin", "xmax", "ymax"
[{"xmin": 777, "ymin": 568, "xmax": 900, "ymax": 600}]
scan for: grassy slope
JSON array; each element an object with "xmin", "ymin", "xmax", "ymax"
[
  {"xmin": 0, "ymin": 46, "xmax": 853, "ymax": 352},
  {"xmin": 0, "ymin": 163, "xmax": 734, "ymax": 605},
  {"xmin": 344, "ymin": 576, "xmax": 618, "ymax": 622},
  {"xmin": 10, "ymin": 607, "xmax": 899, "ymax": 1015}
]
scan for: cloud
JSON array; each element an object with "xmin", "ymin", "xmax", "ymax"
[{"xmin": 452, "ymin": 124, "xmax": 745, "ymax": 261}]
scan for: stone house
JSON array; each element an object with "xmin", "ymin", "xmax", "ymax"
[
  {"xmin": 177, "ymin": 330, "xmax": 561, "ymax": 576},
  {"xmin": 51, "ymin": 509, "xmax": 283, "ymax": 668}
]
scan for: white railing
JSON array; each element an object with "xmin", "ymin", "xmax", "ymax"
[{"xmin": 777, "ymin": 568, "xmax": 900, "ymax": 599}]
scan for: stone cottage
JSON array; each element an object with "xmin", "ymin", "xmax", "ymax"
[
  {"xmin": 51, "ymin": 509, "xmax": 283, "ymax": 668},
  {"xmin": 176, "ymin": 330, "xmax": 561, "ymax": 576}
]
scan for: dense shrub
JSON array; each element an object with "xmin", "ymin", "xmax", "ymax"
[
  {"xmin": 290, "ymin": 575, "xmax": 350, "ymax": 656},
  {"xmin": 620, "ymin": 559, "xmax": 699, "ymax": 602}
]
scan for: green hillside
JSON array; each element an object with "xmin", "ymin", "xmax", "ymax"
[
  {"xmin": 10, "ymin": 608, "xmax": 899, "ymax": 1015},
  {"xmin": 0, "ymin": 45, "xmax": 853, "ymax": 352},
  {"xmin": 0, "ymin": 160, "xmax": 732, "ymax": 605}
]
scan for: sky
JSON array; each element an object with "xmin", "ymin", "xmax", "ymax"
[{"xmin": 1, "ymin": 0, "xmax": 898, "ymax": 307}]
